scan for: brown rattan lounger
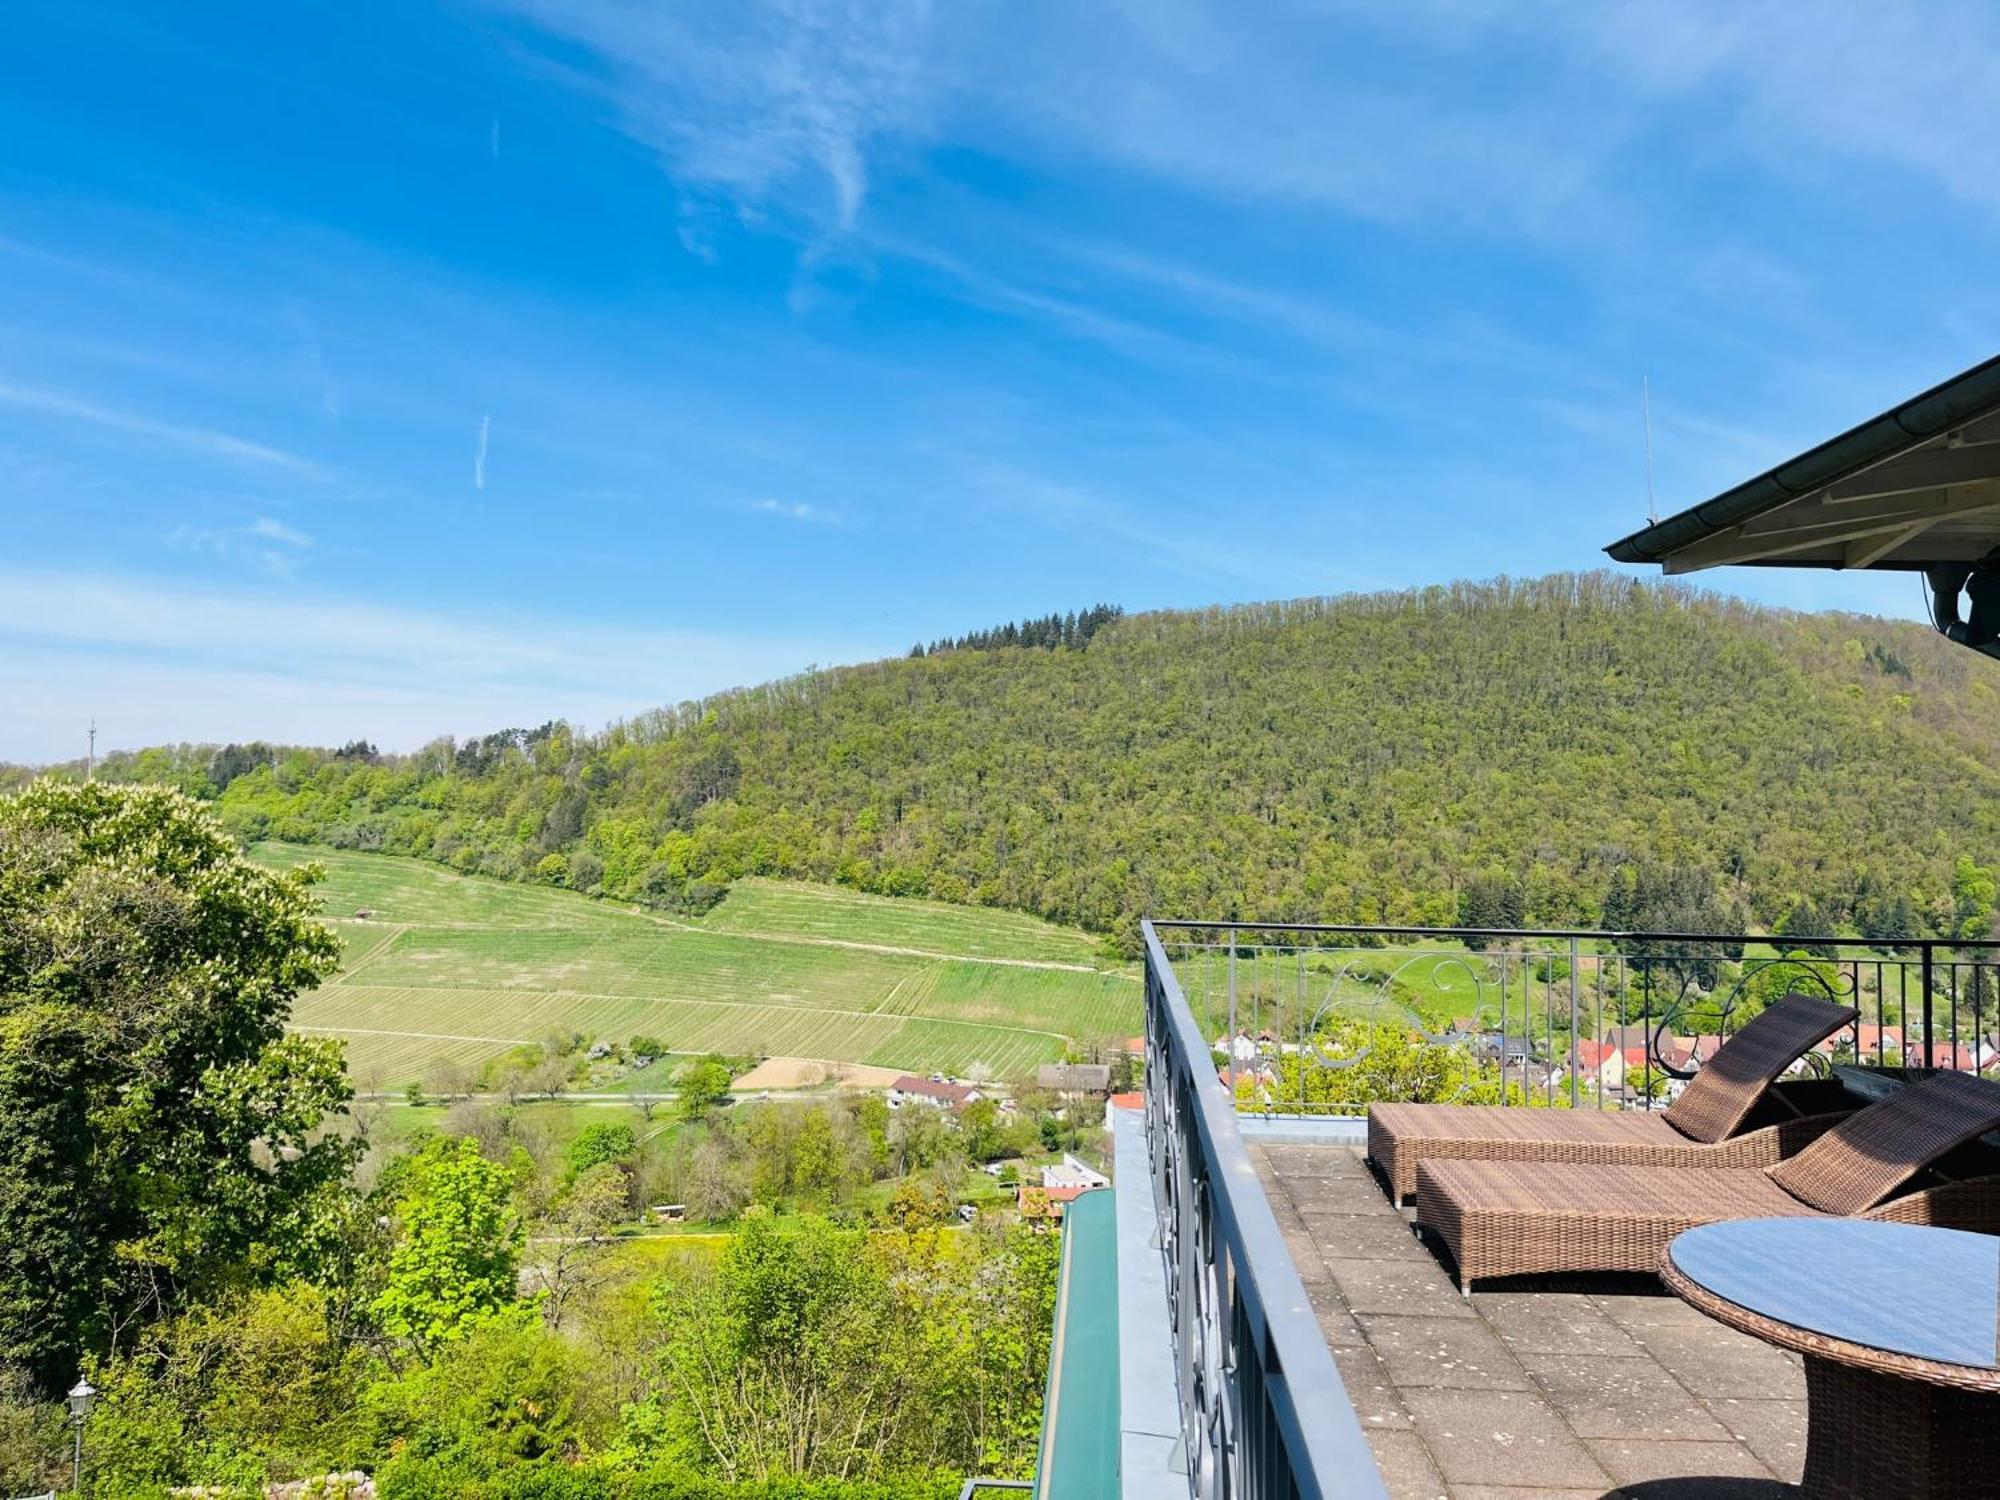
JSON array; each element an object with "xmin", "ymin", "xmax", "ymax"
[
  {"xmin": 1413, "ymin": 1069, "xmax": 2000, "ymax": 1291},
  {"xmin": 1368, "ymin": 992, "xmax": 1859, "ymax": 1202}
]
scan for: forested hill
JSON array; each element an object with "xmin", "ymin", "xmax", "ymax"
[{"xmin": 28, "ymin": 574, "xmax": 2000, "ymax": 951}]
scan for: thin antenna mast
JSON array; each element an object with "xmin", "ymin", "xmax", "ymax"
[
  {"xmin": 87, "ymin": 720, "xmax": 96, "ymax": 781},
  {"xmin": 1643, "ymin": 375, "xmax": 1657, "ymax": 525}
]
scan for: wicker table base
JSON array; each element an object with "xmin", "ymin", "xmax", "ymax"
[
  {"xmin": 1801, "ymin": 1357, "xmax": 2000, "ymax": 1500},
  {"xmin": 1662, "ymin": 1219, "xmax": 2000, "ymax": 1500}
]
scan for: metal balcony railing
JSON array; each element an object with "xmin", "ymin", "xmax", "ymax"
[
  {"xmin": 1152, "ymin": 922, "xmax": 2000, "ymax": 1115},
  {"xmin": 1138, "ymin": 919, "xmax": 2000, "ymax": 1499},
  {"xmin": 1141, "ymin": 920, "xmax": 1390, "ymax": 1500}
]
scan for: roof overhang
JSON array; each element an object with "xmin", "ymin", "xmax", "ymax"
[{"xmin": 1604, "ymin": 354, "xmax": 2000, "ymax": 575}]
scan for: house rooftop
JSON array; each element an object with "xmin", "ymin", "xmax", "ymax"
[{"xmin": 889, "ymin": 1073, "xmax": 979, "ymax": 1104}]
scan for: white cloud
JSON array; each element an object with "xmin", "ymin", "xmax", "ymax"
[
  {"xmin": 474, "ymin": 413, "xmax": 491, "ymax": 489},
  {"xmin": 0, "ymin": 380, "xmax": 326, "ymax": 477},
  {"xmin": 247, "ymin": 516, "xmax": 314, "ymax": 548},
  {"xmin": 492, "ymin": 0, "xmax": 2000, "ymax": 244},
  {"xmin": 750, "ymin": 496, "xmax": 834, "ymax": 523},
  {"xmin": 167, "ymin": 516, "xmax": 316, "ymax": 575},
  {"xmin": 1533, "ymin": 1, "xmax": 2000, "ymax": 207},
  {"xmin": 501, "ymin": 0, "xmax": 938, "ymax": 231},
  {"xmin": 0, "ymin": 569, "xmax": 892, "ymax": 763}
]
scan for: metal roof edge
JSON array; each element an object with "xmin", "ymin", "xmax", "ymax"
[{"xmin": 1605, "ymin": 352, "xmax": 2000, "ymax": 564}]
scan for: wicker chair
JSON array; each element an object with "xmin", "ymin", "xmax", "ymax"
[
  {"xmin": 1414, "ymin": 1069, "xmax": 2000, "ymax": 1291},
  {"xmin": 1368, "ymin": 992, "xmax": 1860, "ymax": 1202}
]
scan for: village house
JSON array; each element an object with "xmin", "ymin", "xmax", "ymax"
[
  {"xmin": 886, "ymin": 1073, "xmax": 983, "ymax": 1109},
  {"xmin": 1040, "ymin": 1153, "xmax": 1109, "ymax": 1192},
  {"xmin": 1036, "ymin": 1061, "xmax": 1112, "ymax": 1093}
]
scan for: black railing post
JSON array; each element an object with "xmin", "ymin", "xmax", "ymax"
[
  {"xmin": 1568, "ymin": 936, "xmax": 1581, "ymax": 1108},
  {"xmin": 1921, "ymin": 942, "xmax": 1936, "ymax": 1069}
]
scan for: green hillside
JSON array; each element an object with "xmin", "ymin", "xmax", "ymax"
[
  {"xmin": 252, "ymin": 842, "xmax": 1135, "ymax": 1087},
  {"xmin": 48, "ymin": 574, "xmax": 2000, "ymax": 948}
]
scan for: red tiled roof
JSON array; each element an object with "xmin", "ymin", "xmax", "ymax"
[{"xmin": 1108, "ymin": 1091, "xmax": 1144, "ymax": 1111}]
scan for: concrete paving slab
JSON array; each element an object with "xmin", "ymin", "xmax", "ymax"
[
  {"xmin": 1365, "ymin": 1429, "xmax": 1451, "ymax": 1500},
  {"xmin": 1628, "ymin": 1325, "xmax": 1804, "ymax": 1403},
  {"xmin": 1333, "ymin": 1340, "xmax": 1417, "ymax": 1431},
  {"xmin": 1360, "ymin": 1314, "xmax": 1536, "ymax": 1391},
  {"xmin": 1518, "ymin": 1353, "xmax": 1734, "ymax": 1441},
  {"xmin": 1304, "ymin": 1211, "xmax": 1435, "ymax": 1261},
  {"xmin": 1402, "ymin": 1388, "xmax": 1611, "ymax": 1490},
  {"xmin": 1584, "ymin": 1437, "xmax": 1772, "ymax": 1488},
  {"xmin": 1328, "ymin": 1253, "xmax": 1481, "ymax": 1319},
  {"xmin": 1479, "ymin": 1293, "xmax": 1646, "ymax": 1358},
  {"xmin": 1694, "ymin": 1398, "xmax": 1807, "ymax": 1485}
]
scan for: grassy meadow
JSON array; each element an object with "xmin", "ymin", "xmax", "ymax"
[{"xmin": 255, "ymin": 842, "xmax": 1139, "ymax": 1088}]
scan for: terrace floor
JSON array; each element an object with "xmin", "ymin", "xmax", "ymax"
[{"xmin": 1253, "ymin": 1142, "xmax": 1808, "ymax": 1500}]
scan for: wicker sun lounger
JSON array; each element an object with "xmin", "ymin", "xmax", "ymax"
[
  {"xmin": 1368, "ymin": 992, "xmax": 1859, "ymax": 1202},
  {"xmin": 1414, "ymin": 1069, "xmax": 2000, "ymax": 1291}
]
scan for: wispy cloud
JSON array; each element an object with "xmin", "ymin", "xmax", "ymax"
[
  {"xmin": 0, "ymin": 568, "xmax": 893, "ymax": 762},
  {"xmin": 500, "ymin": 0, "xmax": 938, "ymax": 231},
  {"xmin": 474, "ymin": 413, "xmax": 491, "ymax": 489},
  {"xmin": 495, "ymin": 1, "xmax": 2000, "ymax": 246},
  {"xmin": 750, "ymin": 496, "xmax": 835, "ymax": 523},
  {"xmin": 0, "ymin": 380, "xmax": 326, "ymax": 477},
  {"xmin": 167, "ymin": 515, "xmax": 316, "ymax": 576},
  {"xmin": 956, "ymin": 457, "xmax": 1382, "ymax": 595},
  {"xmin": 281, "ymin": 305, "xmax": 342, "ymax": 421},
  {"xmin": 1524, "ymin": 2, "xmax": 2000, "ymax": 209}
]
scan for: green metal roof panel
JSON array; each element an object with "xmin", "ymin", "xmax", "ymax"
[{"xmin": 1035, "ymin": 1188, "xmax": 1120, "ymax": 1500}]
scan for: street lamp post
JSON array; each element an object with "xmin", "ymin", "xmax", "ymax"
[{"xmin": 65, "ymin": 1378, "xmax": 94, "ymax": 1494}]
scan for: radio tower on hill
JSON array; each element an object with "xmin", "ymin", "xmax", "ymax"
[{"xmin": 86, "ymin": 720, "xmax": 96, "ymax": 781}]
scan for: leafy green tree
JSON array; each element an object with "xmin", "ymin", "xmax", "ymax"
[
  {"xmin": 564, "ymin": 1121, "xmax": 637, "ymax": 1183},
  {"xmin": 0, "ymin": 780, "xmax": 352, "ymax": 1389},
  {"xmin": 677, "ymin": 1055, "xmax": 734, "ymax": 1120},
  {"xmin": 853, "ymin": 1093, "xmax": 892, "ymax": 1174},
  {"xmin": 1240, "ymin": 1020, "xmax": 1529, "ymax": 1112},
  {"xmin": 629, "ymin": 1215, "xmax": 1057, "ymax": 1483},
  {"xmin": 372, "ymin": 1136, "xmax": 522, "ymax": 1354},
  {"xmin": 363, "ymin": 1303, "xmax": 604, "ymax": 1489},
  {"xmin": 84, "ymin": 1283, "xmax": 363, "ymax": 1491},
  {"xmin": 1953, "ymin": 854, "xmax": 1997, "ymax": 942},
  {"xmin": 959, "ymin": 1098, "xmax": 1006, "ymax": 1163}
]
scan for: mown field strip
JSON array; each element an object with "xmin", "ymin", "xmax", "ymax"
[
  {"xmin": 354, "ymin": 926, "xmax": 926, "ymax": 1010},
  {"xmin": 326, "ymin": 921, "xmax": 410, "ymax": 977},
  {"xmin": 861, "ymin": 1019, "xmax": 1066, "ymax": 1078},
  {"xmin": 909, "ymin": 960, "xmax": 1138, "ymax": 1038},
  {"xmin": 701, "ymin": 877, "xmax": 1107, "ymax": 965}
]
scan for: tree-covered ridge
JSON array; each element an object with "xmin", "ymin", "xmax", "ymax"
[
  {"xmin": 910, "ymin": 603, "xmax": 1123, "ymax": 658},
  {"xmin": 27, "ymin": 573, "xmax": 2000, "ymax": 951}
]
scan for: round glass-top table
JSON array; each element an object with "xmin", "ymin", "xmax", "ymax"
[{"xmin": 1663, "ymin": 1217, "xmax": 2000, "ymax": 1500}]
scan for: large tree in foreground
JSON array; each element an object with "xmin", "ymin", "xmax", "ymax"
[{"xmin": 0, "ymin": 779, "xmax": 353, "ymax": 1389}]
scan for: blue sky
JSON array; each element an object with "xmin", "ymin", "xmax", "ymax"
[{"xmin": 4, "ymin": 2, "xmax": 1999, "ymax": 762}]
